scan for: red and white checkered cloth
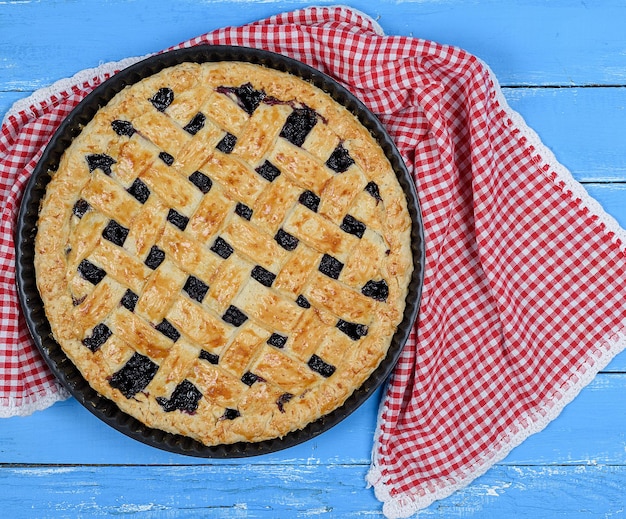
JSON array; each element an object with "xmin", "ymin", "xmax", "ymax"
[{"xmin": 2, "ymin": 6, "xmax": 626, "ymax": 517}]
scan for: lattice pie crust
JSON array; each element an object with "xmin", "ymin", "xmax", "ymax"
[{"xmin": 34, "ymin": 60, "xmax": 413, "ymax": 446}]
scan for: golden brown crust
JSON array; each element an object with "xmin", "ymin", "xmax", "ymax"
[{"xmin": 34, "ymin": 61, "xmax": 413, "ymax": 446}]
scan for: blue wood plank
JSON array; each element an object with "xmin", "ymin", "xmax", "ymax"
[
  {"xmin": 4, "ymin": 85, "xmax": 626, "ymax": 185},
  {"xmin": 2, "ymin": 1, "xmax": 626, "ymax": 90},
  {"xmin": 2, "ymin": 374, "xmax": 626, "ymax": 467},
  {"xmin": 1, "ymin": 463, "xmax": 625, "ymax": 518}
]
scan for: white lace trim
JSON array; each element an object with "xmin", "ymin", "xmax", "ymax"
[
  {"xmin": 366, "ymin": 59, "xmax": 626, "ymax": 518},
  {"xmin": 0, "ymin": 384, "xmax": 70, "ymax": 418}
]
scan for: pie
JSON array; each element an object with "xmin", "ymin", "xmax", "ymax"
[{"xmin": 34, "ymin": 57, "xmax": 414, "ymax": 447}]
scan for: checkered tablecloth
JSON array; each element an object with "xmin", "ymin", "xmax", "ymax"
[{"xmin": 2, "ymin": 6, "xmax": 626, "ymax": 517}]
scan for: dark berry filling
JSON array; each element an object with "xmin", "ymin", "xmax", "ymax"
[
  {"xmin": 150, "ymin": 87, "xmax": 174, "ymax": 112},
  {"xmin": 144, "ymin": 245, "xmax": 166, "ymax": 270},
  {"xmin": 155, "ymin": 319, "xmax": 181, "ymax": 342},
  {"xmin": 361, "ymin": 279, "xmax": 389, "ymax": 302},
  {"xmin": 326, "ymin": 144, "xmax": 354, "ymax": 173},
  {"xmin": 364, "ymin": 181, "xmax": 382, "ymax": 202},
  {"xmin": 308, "ymin": 354, "xmax": 336, "ymax": 378},
  {"xmin": 274, "ymin": 228, "xmax": 299, "ymax": 251},
  {"xmin": 295, "ymin": 295, "xmax": 311, "ymax": 308},
  {"xmin": 280, "ymin": 107, "xmax": 318, "ymax": 147},
  {"xmin": 298, "ymin": 190, "xmax": 320, "ymax": 212},
  {"xmin": 156, "ymin": 379, "xmax": 202, "ymax": 413},
  {"xmin": 120, "ymin": 289, "xmax": 139, "ymax": 312},
  {"xmin": 221, "ymin": 408, "xmax": 241, "ymax": 420},
  {"xmin": 235, "ymin": 202, "xmax": 253, "ymax": 220},
  {"xmin": 216, "ymin": 132, "xmax": 237, "ymax": 153},
  {"xmin": 276, "ymin": 392, "xmax": 293, "ymax": 413},
  {"xmin": 336, "ymin": 319, "xmax": 369, "ymax": 341},
  {"xmin": 102, "ymin": 220, "xmax": 129, "ymax": 247},
  {"xmin": 251, "ymin": 265, "xmax": 276, "ymax": 287},
  {"xmin": 188, "ymin": 170, "xmax": 212, "ymax": 194},
  {"xmin": 255, "ymin": 160, "xmax": 281, "ymax": 182},
  {"xmin": 241, "ymin": 371, "xmax": 263, "ymax": 386},
  {"xmin": 109, "ymin": 352, "xmax": 159, "ymax": 399},
  {"xmin": 267, "ymin": 333, "xmax": 287, "ymax": 349},
  {"xmin": 183, "ymin": 112, "xmax": 206, "ymax": 135},
  {"xmin": 82, "ymin": 323, "xmax": 112, "ymax": 352},
  {"xmin": 111, "ymin": 119, "xmax": 136, "ymax": 137},
  {"xmin": 72, "ymin": 199, "xmax": 90, "ymax": 218},
  {"xmin": 217, "ymin": 83, "xmax": 266, "ymax": 115},
  {"xmin": 210, "ymin": 237, "xmax": 234, "ymax": 259},
  {"xmin": 183, "ymin": 275, "xmax": 209, "ymax": 303},
  {"xmin": 159, "ymin": 151, "xmax": 174, "ymax": 166},
  {"xmin": 199, "ymin": 350, "xmax": 219, "ymax": 364},
  {"xmin": 127, "ymin": 178, "xmax": 151, "ymax": 204},
  {"xmin": 166, "ymin": 208, "xmax": 189, "ymax": 231},
  {"xmin": 222, "ymin": 305, "xmax": 248, "ymax": 327},
  {"xmin": 86, "ymin": 153, "xmax": 116, "ymax": 175},
  {"xmin": 318, "ymin": 254, "xmax": 344, "ymax": 280},
  {"xmin": 340, "ymin": 214, "xmax": 366, "ymax": 239},
  {"xmin": 78, "ymin": 259, "xmax": 106, "ymax": 285}
]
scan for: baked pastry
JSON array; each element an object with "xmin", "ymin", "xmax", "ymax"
[{"xmin": 34, "ymin": 58, "xmax": 413, "ymax": 447}]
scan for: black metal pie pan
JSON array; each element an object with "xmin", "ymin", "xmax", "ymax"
[{"xmin": 15, "ymin": 45, "xmax": 425, "ymax": 458}]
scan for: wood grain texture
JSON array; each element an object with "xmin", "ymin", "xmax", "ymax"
[
  {"xmin": 2, "ymin": 1, "xmax": 626, "ymax": 517},
  {"xmin": 1, "ymin": 464, "xmax": 626, "ymax": 518}
]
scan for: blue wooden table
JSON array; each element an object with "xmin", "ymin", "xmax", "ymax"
[{"xmin": 2, "ymin": 1, "xmax": 626, "ymax": 517}]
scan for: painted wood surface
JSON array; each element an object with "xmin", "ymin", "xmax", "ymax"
[{"xmin": 2, "ymin": 1, "xmax": 626, "ymax": 517}]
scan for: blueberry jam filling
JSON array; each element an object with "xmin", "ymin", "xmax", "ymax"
[
  {"xmin": 127, "ymin": 178, "xmax": 151, "ymax": 204},
  {"xmin": 267, "ymin": 333, "xmax": 287, "ymax": 349},
  {"xmin": 276, "ymin": 392, "xmax": 293, "ymax": 413},
  {"xmin": 255, "ymin": 160, "xmax": 281, "ymax": 182},
  {"xmin": 109, "ymin": 352, "xmax": 159, "ymax": 399},
  {"xmin": 189, "ymin": 170, "xmax": 213, "ymax": 194},
  {"xmin": 210, "ymin": 237, "xmax": 234, "ymax": 259},
  {"xmin": 155, "ymin": 319, "xmax": 181, "ymax": 342},
  {"xmin": 274, "ymin": 228, "xmax": 299, "ymax": 251},
  {"xmin": 216, "ymin": 132, "xmax": 237, "ymax": 154},
  {"xmin": 308, "ymin": 354, "xmax": 336, "ymax": 378},
  {"xmin": 183, "ymin": 275, "xmax": 209, "ymax": 303},
  {"xmin": 340, "ymin": 214, "xmax": 366, "ymax": 239},
  {"xmin": 111, "ymin": 119, "xmax": 136, "ymax": 137},
  {"xmin": 217, "ymin": 83, "xmax": 266, "ymax": 115},
  {"xmin": 167, "ymin": 208, "xmax": 189, "ymax": 231},
  {"xmin": 251, "ymin": 265, "xmax": 276, "ymax": 287},
  {"xmin": 199, "ymin": 350, "xmax": 219, "ymax": 364},
  {"xmin": 241, "ymin": 371, "xmax": 263, "ymax": 387},
  {"xmin": 120, "ymin": 289, "xmax": 139, "ymax": 312},
  {"xmin": 144, "ymin": 245, "xmax": 166, "ymax": 270},
  {"xmin": 326, "ymin": 144, "xmax": 354, "ymax": 173},
  {"xmin": 280, "ymin": 106, "xmax": 318, "ymax": 147},
  {"xmin": 82, "ymin": 323, "xmax": 112, "ymax": 352},
  {"xmin": 318, "ymin": 254, "xmax": 344, "ymax": 280},
  {"xmin": 102, "ymin": 219, "xmax": 129, "ymax": 247},
  {"xmin": 159, "ymin": 151, "xmax": 175, "ymax": 166},
  {"xmin": 336, "ymin": 319, "xmax": 369, "ymax": 341},
  {"xmin": 72, "ymin": 199, "xmax": 90, "ymax": 218},
  {"xmin": 298, "ymin": 190, "xmax": 320, "ymax": 212},
  {"xmin": 361, "ymin": 279, "xmax": 389, "ymax": 302},
  {"xmin": 235, "ymin": 202, "xmax": 253, "ymax": 220},
  {"xmin": 156, "ymin": 379, "xmax": 202, "ymax": 414},
  {"xmin": 78, "ymin": 259, "xmax": 106, "ymax": 285},
  {"xmin": 222, "ymin": 305, "xmax": 248, "ymax": 327},
  {"xmin": 86, "ymin": 153, "xmax": 116, "ymax": 175},
  {"xmin": 150, "ymin": 87, "xmax": 174, "ymax": 112},
  {"xmin": 365, "ymin": 181, "xmax": 383, "ymax": 202},
  {"xmin": 220, "ymin": 408, "xmax": 241, "ymax": 420},
  {"xmin": 183, "ymin": 112, "xmax": 206, "ymax": 135},
  {"xmin": 295, "ymin": 295, "xmax": 311, "ymax": 308}
]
